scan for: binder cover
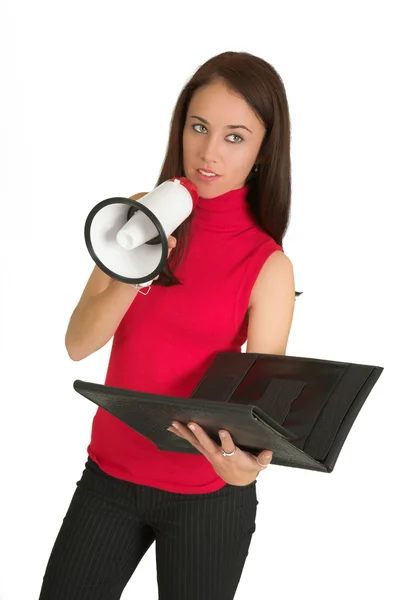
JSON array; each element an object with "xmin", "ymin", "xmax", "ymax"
[{"xmin": 73, "ymin": 352, "xmax": 383, "ymax": 473}]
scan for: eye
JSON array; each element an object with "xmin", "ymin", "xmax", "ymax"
[
  {"xmin": 193, "ymin": 124, "xmax": 207, "ymax": 134},
  {"xmin": 226, "ymin": 133, "xmax": 243, "ymax": 144},
  {"xmin": 192, "ymin": 124, "xmax": 243, "ymax": 144}
]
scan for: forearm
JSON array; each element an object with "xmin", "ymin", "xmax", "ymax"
[{"xmin": 65, "ymin": 280, "xmax": 139, "ymax": 361}]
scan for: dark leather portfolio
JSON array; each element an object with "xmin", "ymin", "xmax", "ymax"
[{"xmin": 73, "ymin": 352, "xmax": 383, "ymax": 473}]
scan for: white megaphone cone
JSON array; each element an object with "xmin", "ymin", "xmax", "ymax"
[{"xmin": 84, "ymin": 177, "xmax": 199, "ymax": 286}]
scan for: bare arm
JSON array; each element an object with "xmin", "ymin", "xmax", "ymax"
[
  {"xmin": 65, "ymin": 273, "xmax": 140, "ymax": 361},
  {"xmin": 246, "ymin": 251, "xmax": 295, "ymax": 355},
  {"xmin": 65, "ymin": 192, "xmax": 148, "ymax": 361}
]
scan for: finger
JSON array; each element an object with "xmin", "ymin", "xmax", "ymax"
[
  {"xmin": 170, "ymin": 422, "xmax": 207, "ymax": 455},
  {"xmin": 255, "ymin": 451, "xmax": 273, "ymax": 468},
  {"xmin": 167, "ymin": 426, "xmax": 184, "ymax": 439},
  {"xmin": 167, "ymin": 238, "xmax": 176, "ymax": 258},
  {"xmin": 217, "ymin": 429, "xmax": 237, "ymax": 455},
  {"xmin": 186, "ymin": 422, "xmax": 222, "ymax": 456},
  {"xmin": 154, "ymin": 239, "xmax": 175, "ymax": 274}
]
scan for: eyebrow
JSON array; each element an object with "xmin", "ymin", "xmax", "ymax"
[{"xmin": 189, "ymin": 115, "xmax": 252, "ymax": 134}]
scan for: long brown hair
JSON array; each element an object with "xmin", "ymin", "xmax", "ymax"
[{"xmin": 153, "ymin": 51, "xmax": 301, "ymax": 298}]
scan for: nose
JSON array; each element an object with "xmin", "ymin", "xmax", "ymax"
[{"xmin": 200, "ymin": 134, "xmax": 221, "ymax": 165}]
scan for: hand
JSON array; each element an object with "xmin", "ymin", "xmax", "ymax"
[
  {"xmin": 167, "ymin": 421, "xmax": 273, "ymax": 486},
  {"xmin": 153, "ymin": 236, "xmax": 177, "ymax": 281}
]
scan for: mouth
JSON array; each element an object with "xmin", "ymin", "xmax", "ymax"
[{"xmin": 196, "ymin": 168, "xmax": 221, "ymax": 181}]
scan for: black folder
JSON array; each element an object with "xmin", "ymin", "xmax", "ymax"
[{"xmin": 73, "ymin": 352, "xmax": 383, "ymax": 473}]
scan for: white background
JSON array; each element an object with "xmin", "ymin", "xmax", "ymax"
[{"xmin": 1, "ymin": 1, "xmax": 399, "ymax": 598}]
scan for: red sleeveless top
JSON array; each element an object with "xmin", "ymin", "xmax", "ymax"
[{"xmin": 87, "ymin": 184, "xmax": 283, "ymax": 493}]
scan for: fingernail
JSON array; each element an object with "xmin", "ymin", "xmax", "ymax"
[{"xmin": 188, "ymin": 424, "xmax": 195, "ymax": 431}]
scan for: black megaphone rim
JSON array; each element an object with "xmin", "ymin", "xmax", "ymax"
[{"xmin": 84, "ymin": 197, "xmax": 169, "ymax": 285}]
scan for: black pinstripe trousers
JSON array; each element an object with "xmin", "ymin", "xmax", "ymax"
[{"xmin": 38, "ymin": 457, "xmax": 258, "ymax": 600}]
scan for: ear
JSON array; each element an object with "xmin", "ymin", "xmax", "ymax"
[
  {"xmin": 256, "ymin": 131, "xmax": 268, "ymax": 164},
  {"xmin": 254, "ymin": 153, "xmax": 263, "ymax": 168},
  {"xmin": 256, "ymin": 146, "xmax": 266, "ymax": 165}
]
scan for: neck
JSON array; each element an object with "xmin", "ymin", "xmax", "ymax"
[{"xmin": 192, "ymin": 184, "xmax": 256, "ymax": 232}]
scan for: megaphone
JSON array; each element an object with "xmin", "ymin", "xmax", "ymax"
[{"xmin": 84, "ymin": 177, "xmax": 199, "ymax": 286}]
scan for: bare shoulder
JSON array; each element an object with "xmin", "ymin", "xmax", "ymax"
[
  {"xmin": 129, "ymin": 192, "xmax": 148, "ymax": 200},
  {"xmin": 249, "ymin": 250, "xmax": 294, "ymax": 309},
  {"xmin": 246, "ymin": 250, "xmax": 295, "ymax": 355}
]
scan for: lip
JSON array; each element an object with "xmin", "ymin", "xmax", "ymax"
[
  {"xmin": 198, "ymin": 167, "xmax": 218, "ymax": 174},
  {"xmin": 196, "ymin": 168, "xmax": 221, "ymax": 182}
]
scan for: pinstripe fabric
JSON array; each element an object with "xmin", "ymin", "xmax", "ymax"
[{"xmin": 38, "ymin": 457, "xmax": 258, "ymax": 599}]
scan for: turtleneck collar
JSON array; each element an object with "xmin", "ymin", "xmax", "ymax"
[{"xmin": 192, "ymin": 184, "xmax": 256, "ymax": 232}]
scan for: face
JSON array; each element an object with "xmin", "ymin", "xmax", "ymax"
[{"xmin": 182, "ymin": 79, "xmax": 266, "ymax": 198}]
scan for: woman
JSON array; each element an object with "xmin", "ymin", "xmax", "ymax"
[{"xmin": 39, "ymin": 51, "xmax": 296, "ymax": 600}]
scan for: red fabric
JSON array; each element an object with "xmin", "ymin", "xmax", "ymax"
[{"xmin": 87, "ymin": 184, "xmax": 283, "ymax": 493}]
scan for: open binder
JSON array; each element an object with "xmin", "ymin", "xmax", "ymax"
[{"xmin": 73, "ymin": 352, "xmax": 383, "ymax": 473}]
